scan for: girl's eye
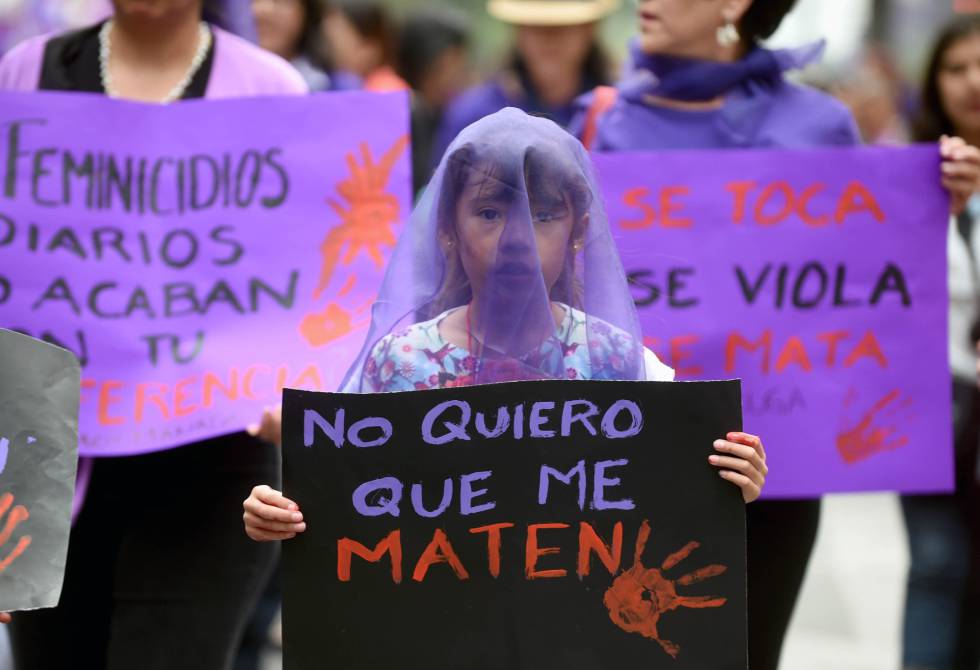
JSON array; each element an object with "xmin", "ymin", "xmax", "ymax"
[
  {"xmin": 535, "ymin": 208, "xmax": 568, "ymax": 224},
  {"xmin": 478, "ymin": 208, "xmax": 501, "ymax": 221}
]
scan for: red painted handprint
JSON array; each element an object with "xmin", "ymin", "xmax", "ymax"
[
  {"xmin": 837, "ymin": 388, "xmax": 912, "ymax": 464},
  {"xmin": 0, "ymin": 492, "xmax": 30, "ymax": 573},
  {"xmin": 603, "ymin": 520, "xmax": 727, "ymax": 659}
]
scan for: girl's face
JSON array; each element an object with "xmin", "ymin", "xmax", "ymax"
[
  {"xmin": 252, "ymin": 0, "xmax": 305, "ymax": 60},
  {"xmin": 452, "ymin": 168, "xmax": 578, "ymax": 301},
  {"xmin": 635, "ymin": 0, "xmax": 750, "ymax": 59},
  {"xmin": 938, "ymin": 33, "xmax": 980, "ymax": 139}
]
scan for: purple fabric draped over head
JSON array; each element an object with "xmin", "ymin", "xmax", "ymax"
[{"xmin": 341, "ymin": 107, "xmax": 646, "ymax": 391}]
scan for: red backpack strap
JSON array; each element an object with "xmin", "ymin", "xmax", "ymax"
[{"xmin": 580, "ymin": 85, "xmax": 618, "ymax": 151}]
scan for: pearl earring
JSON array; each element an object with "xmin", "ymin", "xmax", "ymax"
[{"xmin": 716, "ymin": 20, "xmax": 739, "ymax": 48}]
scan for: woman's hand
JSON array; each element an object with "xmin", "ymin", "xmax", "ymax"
[
  {"xmin": 709, "ymin": 432, "xmax": 767, "ymax": 503},
  {"xmin": 243, "ymin": 485, "xmax": 306, "ymax": 541},
  {"xmin": 247, "ymin": 405, "xmax": 282, "ymax": 446},
  {"xmin": 941, "ymin": 135, "xmax": 980, "ymax": 216},
  {"xmin": 0, "ymin": 612, "xmax": 10, "ymax": 624}
]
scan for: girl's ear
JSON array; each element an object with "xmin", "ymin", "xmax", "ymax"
[
  {"xmin": 571, "ymin": 212, "xmax": 590, "ymax": 251},
  {"xmin": 438, "ymin": 229, "xmax": 458, "ymax": 253}
]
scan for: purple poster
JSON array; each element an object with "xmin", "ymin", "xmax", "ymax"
[
  {"xmin": 595, "ymin": 146, "xmax": 952, "ymax": 497},
  {"xmin": 0, "ymin": 90, "xmax": 412, "ymax": 457}
]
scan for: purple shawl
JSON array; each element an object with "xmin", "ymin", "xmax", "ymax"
[{"xmin": 572, "ymin": 40, "xmax": 860, "ymax": 151}]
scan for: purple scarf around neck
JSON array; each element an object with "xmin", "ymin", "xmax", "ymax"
[{"xmin": 619, "ymin": 38, "xmax": 825, "ymax": 103}]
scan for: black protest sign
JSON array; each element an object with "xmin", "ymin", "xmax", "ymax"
[
  {"xmin": 0, "ymin": 329, "xmax": 79, "ymax": 611},
  {"xmin": 282, "ymin": 380, "xmax": 746, "ymax": 669}
]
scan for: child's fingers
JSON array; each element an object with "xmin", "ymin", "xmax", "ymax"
[
  {"xmin": 243, "ymin": 511, "xmax": 306, "ymax": 534},
  {"xmin": 243, "ymin": 499, "xmax": 302, "ymax": 524},
  {"xmin": 714, "ymin": 439, "xmax": 767, "ymax": 476},
  {"xmin": 708, "ymin": 455, "xmax": 765, "ymax": 488},
  {"xmin": 254, "ymin": 485, "xmax": 298, "ymax": 511},
  {"xmin": 725, "ymin": 432, "xmax": 766, "ymax": 460}
]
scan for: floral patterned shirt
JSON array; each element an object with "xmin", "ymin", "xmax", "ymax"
[{"xmin": 359, "ymin": 305, "xmax": 673, "ymax": 392}]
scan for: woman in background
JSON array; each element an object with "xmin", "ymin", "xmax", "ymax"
[
  {"xmin": 321, "ymin": 0, "xmax": 406, "ymax": 92},
  {"xmin": 901, "ymin": 16, "xmax": 980, "ymax": 670},
  {"xmin": 397, "ymin": 6, "xmax": 471, "ymax": 194},
  {"xmin": 251, "ymin": 0, "xmax": 361, "ymax": 91},
  {"xmin": 433, "ymin": 0, "xmax": 618, "ymax": 164},
  {"xmin": 0, "ymin": 0, "xmax": 306, "ymax": 667}
]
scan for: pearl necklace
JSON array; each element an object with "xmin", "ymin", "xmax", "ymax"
[{"xmin": 99, "ymin": 20, "xmax": 212, "ymax": 104}]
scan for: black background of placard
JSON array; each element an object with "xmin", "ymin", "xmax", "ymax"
[{"xmin": 283, "ymin": 379, "xmax": 746, "ymax": 670}]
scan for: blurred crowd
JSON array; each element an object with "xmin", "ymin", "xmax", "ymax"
[
  {"xmin": 2, "ymin": 1, "xmax": 980, "ymax": 669},
  {"xmin": 1, "ymin": 0, "xmax": 974, "ymax": 188}
]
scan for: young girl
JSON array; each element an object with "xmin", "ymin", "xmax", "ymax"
[{"xmin": 243, "ymin": 108, "xmax": 767, "ymax": 545}]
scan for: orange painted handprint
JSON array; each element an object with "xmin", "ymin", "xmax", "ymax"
[
  {"xmin": 0, "ymin": 492, "xmax": 30, "ymax": 573},
  {"xmin": 603, "ymin": 520, "xmax": 727, "ymax": 659},
  {"xmin": 312, "ymin": 135, "xmax": 410, "ymax": 300},
  {"xmin": 836, "ymin": 388, "xmax": 912, "ymax": 464}
]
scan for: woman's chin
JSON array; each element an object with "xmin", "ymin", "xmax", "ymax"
[{"xmin": 635, "ymin": 32, "xmax": 673, "ymax": 57}]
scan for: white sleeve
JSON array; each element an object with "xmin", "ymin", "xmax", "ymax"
[{"xmin": 643, "ymin": 347, "xmax": 675, "ymax": 381}]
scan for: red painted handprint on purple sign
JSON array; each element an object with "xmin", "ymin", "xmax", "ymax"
[{"xmin": 837, "ymin": 388, "xmax": 912, "ymax": 464}]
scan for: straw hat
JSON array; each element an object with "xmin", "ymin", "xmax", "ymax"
[{"xmin": 487, "ymin": 0, "xmax": 621, "ymax": 26}]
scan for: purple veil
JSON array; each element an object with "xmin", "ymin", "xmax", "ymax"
[{"xmin": 341, "ymin": 108, "xmax": 647, "ymax": 391}]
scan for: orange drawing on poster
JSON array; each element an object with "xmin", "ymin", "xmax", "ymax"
[
  {"xmin": 312, "ymin": 136, "xmax": 410, "ymax": 300},
  {"xmin": 299, "ymin": 302, "xmax": 370, "ymax": 347},
  {"xmin": 0, "ymin": 492, "xmax": 31, "ymax": 573},
  {"xmin": 300, "ymin": 135, "xmax": 409, "ymax": 348}
]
